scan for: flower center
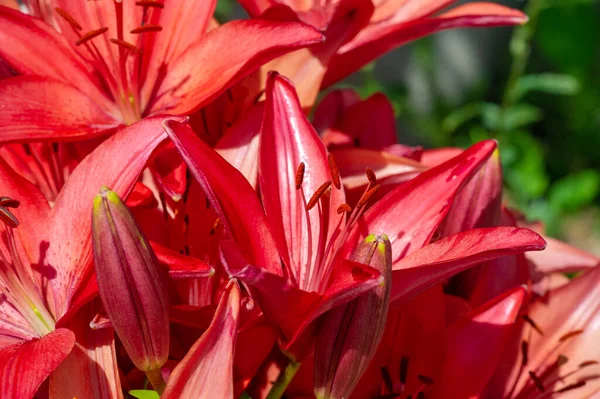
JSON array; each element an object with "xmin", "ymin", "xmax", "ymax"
[{"xmin": 54, "ymin": 1, "xmax": 165, "ymax": 125}]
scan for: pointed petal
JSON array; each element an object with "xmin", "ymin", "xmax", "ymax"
[
  {"xmin": 0, "ymin": 6, "xmax": 113, "ymax": 109},
  {"xmin": 391, "ymin": 227, "xmax": 545, "ymax": 302},
  {"xmin": 150, "ymin": 241, "xmax": 214, "ymax": 279},
  {"xmin": 0, "ymin": 328, "xmax": 75, "ymax": 399},
  {"xmin": 46, "ymin": 116, "xmax": 170, "ymax": 319},
  {"xmin": 528, "ymin": 236, "xmax": 599, "ymax": 274},
  {"xmin": 323, "ymin": 3, "xmax": 527, "ymax": 86},
  {"xmin": 149, "ymin": 20, "xmax": 323, "ymax": 115},
  {"xmin": 161, "ymin": 281, "xmax": 240, "ymax": 399},
  {"xmin": 50, "ymin": 302, "xmax": 123, "ymax": 399},
  {"xmin": 433, "ymin": 287, "xmax": 526, "ymax": 398},
  {"xmin": 343, "ymin": 140, "xmax": 498, "ymax": 264},
  {"xmin": 163, "ymin": 118, "xmax": 280, "ymax": 274},
  {"xmin": 0, "ymin": 76, "xmax": 120, "ymax": 143},
  {"xmin": 259, "ymin": 73, "xmax": 345, "ymax": 286}
]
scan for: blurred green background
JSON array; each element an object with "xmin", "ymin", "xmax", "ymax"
[{"xmin": 219, "ymin": 0, "xmax": 600, "ymax": 254}]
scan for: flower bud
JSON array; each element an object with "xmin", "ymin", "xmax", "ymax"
[
  {"xmin": 314, "ymin": 234, "xmax": 392, "ymax": 399},
  {"xmin": 92, "ymin": 187, "xmax": 169, "ymax": 372}
]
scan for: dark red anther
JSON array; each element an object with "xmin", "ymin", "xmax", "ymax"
[
  {"xmin": 0, "ymin": 196, "xmax": 20, "ymax": 228},
  {"xmin": 521, "ymin": 340, "xmax": 529, "ymax": 366},
  {"xmin": 417, "ymin": 375, "xmax": 434, "ymax": 385},
  {"xmin": 380, "ymin": 367, "xmax": 394, "ymax": 393},
  {"xmin": 295, "ymin": 162, "xmax": 305, "ymax": 190},
  {"xmin": 109, "ymin": 39, "xmax": 142, "ymax": 53},
  {"xmin": 76, "ymin": 27, "xmax": 109, "ymax": 46},
  {"xmin": 400, "ymin": 356, "xmax": 409, "ymax": 385},
  {"xmin": 366, "ymin": 167, "xmax": 377, "ymax": 185},
  {"xmin": 306, "ymin": 180, "xmax": 332, "ymax": 210},
  {"xmin": 131, "ymin": 24, "xmax": 163, "ymax": 34},
  {"xmin": 356, "ymin": 184, "xmax": 381, "ymax": 209},
  {"xmin": 328, "ymin": 153, "xmax": 341, "ymax": 190},
  {"xmin": 522, "ymin": 314, "xmax": 545, "ymax": 336},
  {"xmin": 579, "ymin": 360, "xmax": 599, "ymax": 368},
  {"xmin": 135, "ymin": 0, "xmax": 165, "ymax": 8},
  {"xmin": 337, "ymin": 203, "xmax": 352, "ymax": 214},
  {"xmin": 555, "ymin": 380, "xmax": 586, "ymax": 393},
  {"xmin": 54, "ymin": 7, "xmax": 82, "ymax": 30},
  {"xmin": 528, "ymin": 371, "xmax": 545, "ymax": 392},
  {"xmin": 559, "ymin": 329, "xmax": 584, "ymax": 342}
]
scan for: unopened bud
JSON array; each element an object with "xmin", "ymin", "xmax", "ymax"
[
  {"xmin": 314, "ymin": 234, "xmax": 392, "ymax": 399},
  {"xmin": 92, "ymin": 187, "xmax": 169, "ymax": 372}
]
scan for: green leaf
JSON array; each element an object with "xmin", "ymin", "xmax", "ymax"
[
  {"xmin": 482, "ymin": 103, "xmax": 543, "ymax": 132},
  {"xmin": 507, "ymin": 74, "xmax": 580, "ymax": 103},
  {"xmin": 548, "ymin": 170, "xmax": 600, "ymax": 213},
  {"xmin": 129, "ymin": 390, "xmax": 160, "ymax": 399}
]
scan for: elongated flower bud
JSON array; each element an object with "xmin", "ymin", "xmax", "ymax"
[
  {"xmin": 92, "ymin": 187, "xmax": 169, "ymax": 372},
  {"xmin": 314, "ymin": 234, "xmax": 392, "ymax": 399}
]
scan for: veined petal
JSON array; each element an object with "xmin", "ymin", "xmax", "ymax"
[
  {"xmin": 433, "ymin": 287, "xmax": 526, "ymax": 398},
  {"xmin": 323, "ymin": 3, "xmax": 527, "ymax": 87},
  {"xmin": 0, "ymin": 6, "xmax": 113, "ymax": 109},
  {"xmin": 161, "ymin": 280, "xmax": 240, "ymax": 399},
  {"xmin": 0, "ymin": 298, "xmax": 37, "ymax": 347},
  {"xmin": 150, "ymin": 241, "xmax": 214, "ymax": 279},
  {"xmin": 0, "ymin": 76, "xmax": 120, "ymax": 143},
  {"xmin": 260, "ymin": 73, "xmax": 345, "ymax": 288},
  {"xmin": 46, "ymin": 116, "xmax": 170, "ymax": 320},
  {"xmin": 342, "ymin": 140, "xmax": 498, "ymax": 264},
  {"xmin": 164, "ymin": 118, "xmax": 280, "ymax": 274},
  {"xmin": 148, "ymin": 19, "xmax": 323, "ymax": 116},
  {"xmin": 390, "ymin": 227, "xmax": 545, "ymax": 302},
  {"xmin": 0, "ymin": 328, "xmax": 75, "ymax": 399}
]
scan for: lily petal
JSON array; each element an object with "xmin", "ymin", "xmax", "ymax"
[
  {"xmin": 528, "ymin": 236, "xmax": 600, "ymax": 274},
  {"xmin": 0, "ymin": 76, "xmax": 120, "ymax": 143},
  {"xmin": 161, "ymin": 280, "xmax": 240, "ymax": 399},
  {"xmin": 0, "ymin": 328, "xmax": 75, "ymax": 399},
  {"xmin": 150, "ymin": 241, "xmax": 215, "ymax": 279},
  {"xmin": 323, "ymin": 3, "xmax": 527, "ymax": 86},
  {"xmin": 149, "ymin": 20, "xmax": 324, "ymax": 115},
  {"xmin": 390, "ymin": 227, "xmax": 545, "ymax": 302},
  {"xmin": 46, "ymin": 116, "xmax": 170, "ymax": 319}
]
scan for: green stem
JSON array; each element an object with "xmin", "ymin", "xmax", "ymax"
[
  {"xmin": 145, "ymin": 368, "xmax": 166, "ymax": 396},
  {"xmin": 265, "ymin": 360, "xmax": 301, "ymax": 399}
]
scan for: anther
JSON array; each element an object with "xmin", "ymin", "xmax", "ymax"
[
  {"xmin": 528, "ymin": 371, "xmax": 545, "ymax": 392},
  {"xmin": 579, "ymin": 360, "xmax": 599, "ymax": 368},
  {"xmin": 417, "ymin": 375, "xmax": 434, "ymax": 385},
  {"xmin": 521, "ymin": 340, "xmax": 529, "ymax": 366},
  {"xmin": 366, "ymin": 167, "xmax": 377, "ymax": 185},
  {"xmin": 356, "ymin": 184, "xmax": 381, "ymax": 209},
  {"xmin": 131, "ymin": 24, "xmax": 163, "ymax": 34},
  {"xmin": 306, "ymin": 181, "xmax": 332, "ymax": 210},
  {"xmin": 337, "ymin": 204, "xmax": 352, "ymax": 214},
  {"xmin": 109, "ymin": 39, "xmax": 142, "ymax": 53},
  {"xmin": 555, "ymin": 380, "xmax": 586, "ymax": 393},
  {"xmin": 557, "ymin": 354, "xmax": 569, "ymax": 366},
  {"xmin": 522, "ymin": 314, "xmax": 545, "ymax": 335},
  {"xmin": 0, "ymin": 196, "xmax": 20, "ymax": 228},
  {"xmin": 75, "ymin": 27, "xmax": 109, "ymax": 46},
  {"xmin": 135, "ymin": 0, "xmax": 165, "ymax": 8},
  {"xmin": 559, "ymin": 329, "xmax": 584, "ymax": 342},
  {"xmin": 0, "ymin": 197, "xmax": 21, "ymax": 209},
  {"xmin": 54, "ymin": 7, "xmax": 82, "ymax": 30},
  {"xmin": 295, "ymin": 162, "xmax": 305, "ymax": 190},
  {"xmin": 327, "ymin": 154, "xmax": 341, "ymax": 190},
  {"xmin": 380, "ymin": 367, "xmax": 395, "ymax": 393},
  {"xmin": 400, "ymin": 356, "xmax": 409, "ymax": 384}
]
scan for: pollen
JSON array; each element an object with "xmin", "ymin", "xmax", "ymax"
[
  {"xmin": 337, "ymin": 204, "xmax": 352, "ymax": 214},
  {"xmin": 306, "ymin": 180, "xmax": 332, "ymax": 210},
  {"xmin": 327, "ymin": 154, "xmax": 341, "ymax": 189},
  {"xmin": 131, "ymin": 24, "xmax": 163, "ymax": 34},
  {"xmin": 366, "ymin": 167, "xmax": 377, "ymax": 185},
  {"xmin": 54, "ymin": 7, "xmax": 82, "ymax": 30},
  {"xmin": 295, "ymin": 162, "xmax": 305, "ymax": 190},
  {"xmin": 76, "ymin": 27, "xmax": 109, "ymax": 46}
]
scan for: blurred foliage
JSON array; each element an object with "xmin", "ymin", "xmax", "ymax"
[{"xmin": 349, "ymin": 0, "xmax": 600, "ymax": 242}]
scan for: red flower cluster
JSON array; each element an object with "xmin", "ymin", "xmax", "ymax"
[{"xmin": 0, "ymin": 1, "xmax": 597, "ymax": 398}]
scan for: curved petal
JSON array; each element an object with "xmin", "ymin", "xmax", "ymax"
[
  {"xmin": 259, "ymin": 73, "xmax": 345, "ymax": 287},
  {"xmin": 0, "ymin": 328, "xmax": 75, "ymax": 399},
  {"xmin": 323, "ymin": 3, "xmax": 527, "ymax": 86},
  {"xmin": 150, "ymin": 241, "xmax": 215, "ymax": 279},
  {"xmin": 148, "ymin": 19, "xmax": 323, "ymax": 115},
  {"xmin": 46, "ymin": 116, "xmax": 170, "ymax": 320},
  {"xmin": 0, "ymin": 6, "xmax": 112, "ymax": 109},
  {"xmin": 161, "ymin": 280, "xmax": 240, "ymax": 399},
  {"xmin": 343, "ymin": 140, "xmax": 498, "ymax": 264},
  {"xmin": 391, "ymin": 227, "xmax": 545, "ymax": 302},
  {"xmin": 0, "ymin": 76, "xmax": 120, "ymax": 143},
  {"xmin": 163, "ymin": 118, "xmax": 280, "ymax": 274},
  {"xmin": 527, "ymin": 236, "xmax": 600, "ymax": 274}
]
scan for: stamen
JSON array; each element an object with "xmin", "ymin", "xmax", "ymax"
[
  {"xmin": 521, "ymin": 340, "xmax": 529, "ymax": 366},
  {"xmin": 559, "ymin": 329, "xmax": 584, "ymax": 342},
  {"xmin": 54, "ymin": 7, "xmax": 82, "ymax": 30},
  {"xmin": 557, "ymin": 354, "xmax": 569, "ymax": 366},
  {"xmin": 76, "ymin": 27, "xmax": 109, "ymax": 46},
  {"xmin": 366, "ymin": 167, "xmax": 377, "ymax": 185},
  {"xmin": 295, "ymin": 162, "xmax": 305, "ymax": 190},
  {"xmin": 380, "ymin": 367, "xmax": 395, "ymax": 393},
  {"xmin": 131, "ymin": 24, "xmax": 163, "ymax": 34},
  {"xmin": 522, "ymin": 314, "xmax": 545, "ymax": 335},
  {"xmin": 0, "ymin": 197, "xmax": 20, "ymax": 209},
  {"xmin": 528, "ymin": 371, "xmax": 545, "ymax": 392},
  {"xmin": 337, "ymin": 204, "xmax": 352, "ymax": 214},
  {"xmin": 0, "ymin": 197, "xmax": 20, "ymax": 228},
  {"xmin": 400, "ymin": 356, "xmax": 409, "ymax": 385},
  {"xmin": 327, "ymin": 154, "xmax": 341, "ymax": 189},
  {"xmin": 109, "ymin": 38, "xmax": 142, "ymax": 53},
  {"xmin": 417, "ymin": 375, "xmax": 434, "ymax": 385},
  {"xmin": 136, "ymin": 0, "xmax": 165, "ymax": 8},
  {"xmin": 554, "ymin": 380, "xmax": 586, "ymax": 393},
  {"xmin": 579, "ymin": 360, "xmax": 599, "ymax": 368},
  {"xmin": 356, "ymin": 184, "xmax": 381, "ymax": 209},
  {"xmin": 306, "ymin": 180, "xmax": 332, "ymax": 211}
]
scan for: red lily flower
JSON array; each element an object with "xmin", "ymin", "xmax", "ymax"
[
  {"xmin": 0, "ymin": 1, "xmax": 323, "ymax": 142},
  {"xmin": 165, "ymin": 73, "xmax": 544, "ymax": 360},
  {"xmin": 0, "ymin": 116, "xmax": 180, "ymax": 397}
]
